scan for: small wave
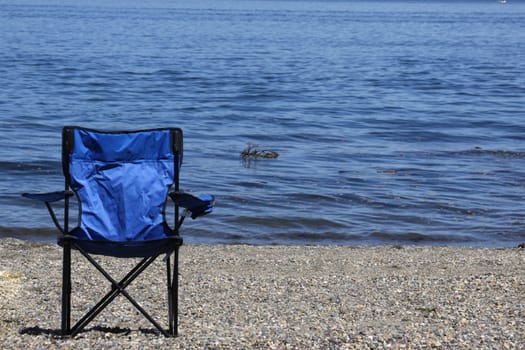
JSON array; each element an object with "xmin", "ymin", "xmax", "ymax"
[
  {"xmin": 228, "ymin": 215, "xmax": 348, "ymax": 230},
  {"xmin": 367, "ymin": 130, "xmax": 458, "ymax": 143},
  {"xmin": 183, "ymin": 229, "xmax": 484, "ymax": 246},
  {"xmin": 365, "ymin": 231, "xmax": 477, "ymax": 245},
  {"xmin": 0, "ymin": 227, "xmax": 59, "ymax": 243},
  {"xmin": 460, "ymin": 147, "xmax": 525, "ymax": 159},
  {"xmin": 152, "ymin": 69, "xmax": 202, "ymax": 82},
  {"xmin": 0, "ymin": 160, "xmax": 59, "ymax": 172},
  {"xmin": 286, "ymin": 192, "xmax": 339, "ymax": 203}
]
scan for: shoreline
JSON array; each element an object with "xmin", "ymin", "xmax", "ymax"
[
  {"xmin": 1, "ymin": 238, "xmax": 523, "ymax": 349},
  {"xmin": 1, "ymin": 230, "xmax": 523, "ymax": 250}
]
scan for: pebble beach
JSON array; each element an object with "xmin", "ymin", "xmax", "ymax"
[{"xmin": 0, "ymin": 238, "xmax": 523, "ymax": 349}]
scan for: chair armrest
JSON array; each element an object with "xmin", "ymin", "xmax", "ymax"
[
  {"xmin": 22, "ymin": 191, "xmax": 73, "ymax": 202},
  {"xmin": 21, "ymin": 191, "xmax": 74, "ymax": 234},
  {"xmin": 169, "ymin": 192, "xmax": 215, "ymax": 219}
]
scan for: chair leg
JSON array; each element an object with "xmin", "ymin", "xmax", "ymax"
[
  {"xmin": 61, "ymin": 241, "xmax": 72, "ymax": 336},
  {"xmin": 173, "ymin": 247, "xmax": 179, "ymax": 337},
  {"xmin": 166, "ymin": 248, "xmax": 180, "ymax": 337},
  {"xmin": 166, "ymin": 254, "xmax": 173, "ymax": 335}
]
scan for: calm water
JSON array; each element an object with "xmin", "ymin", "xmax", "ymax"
[{"xmin": 1, "ymin": 0, "xmax": 524, "ymax": 247}]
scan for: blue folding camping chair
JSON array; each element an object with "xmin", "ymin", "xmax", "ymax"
[{"xmin": 23, "ymin": 126, "xmax": 214, "ymax": 337}]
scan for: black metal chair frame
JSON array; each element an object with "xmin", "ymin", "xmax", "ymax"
[{"xmin": 60, "ymin": 236, "xmax": 182, "ymax": 337}]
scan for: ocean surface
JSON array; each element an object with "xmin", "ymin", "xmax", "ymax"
[{"xmin": 1, "ymin": 0, "xmax": 524, "ymax": 247}]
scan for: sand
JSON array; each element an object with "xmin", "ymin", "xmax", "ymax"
[{"xmin": 0, "ymin": 238, "xmax": 523, "ymax": 349}]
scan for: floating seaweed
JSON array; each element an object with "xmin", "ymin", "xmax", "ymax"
[
  {"xmin": 240, "ymin": 144, "xmax": 279, "ymax": 159},
  {"xmin": 377, "ymin": 169, "xmax": 399, "ymax": 174}
]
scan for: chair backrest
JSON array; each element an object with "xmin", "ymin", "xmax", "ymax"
[{"xmin": 62, "ymin": 127, "xmax": 183, "ymax": 242}]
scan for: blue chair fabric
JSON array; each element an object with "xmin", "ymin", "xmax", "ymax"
[{"xmin": 62, "ymin": 127, "xmax": 182, "ymax": 257}]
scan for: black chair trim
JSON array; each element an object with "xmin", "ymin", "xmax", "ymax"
[{"xmin": 58, "ymin": 235, "xmax": 183, "ymax": 258}]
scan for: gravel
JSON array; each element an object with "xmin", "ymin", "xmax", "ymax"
[{"xmin": 0, "ymin": 238, "xmax": 523, "ymax": 349}]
